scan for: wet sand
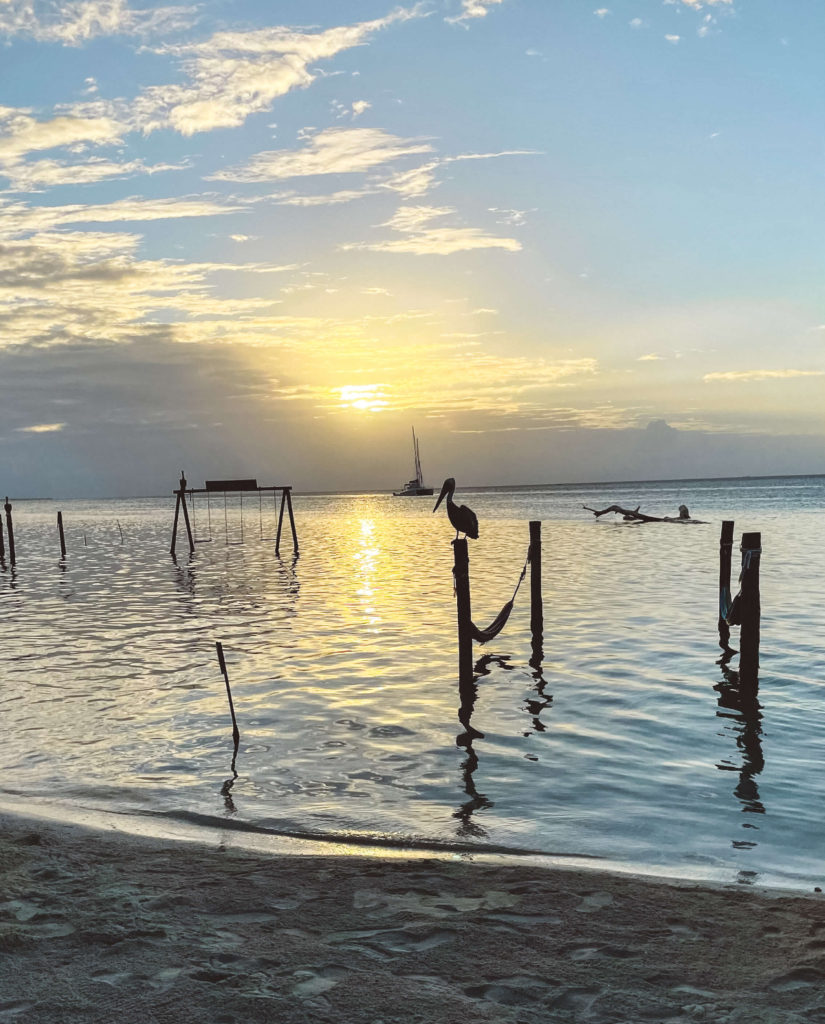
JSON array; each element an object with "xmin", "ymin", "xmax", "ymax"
[{"xmin": 2, "ymin": 812, "xmax": 824, "ymax": 1023}]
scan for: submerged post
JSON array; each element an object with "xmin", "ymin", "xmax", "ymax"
[
  {"xmin": 718, "ymin": 520, "xmax": 734, "ymax": 652},
  {"xmin": 4, "ymin": 497, "xmax": 15, "ymax": 566},
  {"xmin": 453, "ymin": 538, "xmax": 473, "ymax": 687},
  {"xmin": 216, "ymin": 641, "xmax": 240, "ymax": 749},
  {"xmin": 738, "ymin": 532, "xmax": 761, "ymax": 690},
  {"xmin": 57, "ymin": 511, "xmax": 66, "ymax": 558},
  {"xmin": 285, "ymin": 487, "xmax": 299, "ymax": 555},
  {"xmin": 0, "ymin": 509, "xmax": 5, "ymax": 559}
]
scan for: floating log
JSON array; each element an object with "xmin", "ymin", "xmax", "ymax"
[{"xmin": 582, "ymin": 503, "xmax": 706, "ymax": 524}]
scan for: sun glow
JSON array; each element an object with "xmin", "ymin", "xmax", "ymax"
[{"xmin": 333, "ymin": 384, "xmax": 390, "ymax": 412}]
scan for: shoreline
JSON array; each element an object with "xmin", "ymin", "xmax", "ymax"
[{"xmin": 3, "ymin": 810, "xmax": 825, "ymax": 1023}]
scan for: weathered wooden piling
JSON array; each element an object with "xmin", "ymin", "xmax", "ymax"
[
  {"xmin": 170, "ymin": 471, "xmax": 195, "ymax": 556},
  {"xmin": 215, "ymin": 641, "xmax": 240, "ymax": 748},
  {"xmin": 4, "ymin": 497, "xmax": 15, "ymax": 565},
  {"xmin": 529, "ymin": 521, "xmax": 543, "ymax": 636},
  {"xmin": 275, "ymin": 487, "xmax": 299, "ymax": 556},
  {"xmin": 57, "ymin": 511, "xmax": 66, "ymax": 558},
  {"xmin": 738, "ymin": 532, "xmax": 761, "ymax": 689},
  {"xmin": 453, "ymin": 539, "xmax": 474, "ymax": 687},
  {"xmin": 117, "ymin": 519, "xmax": 124, "ymax": 544},
  {"xmin": 718, "ymin": 520, "xmax": 734, "ymax": 652},
  {"xmin": 285, "ymin": 488, "xmax": 299, "ymax": 554},
  {"xmin": 0, "ymin": 510, "xmax": 5, "ymax": 559}
]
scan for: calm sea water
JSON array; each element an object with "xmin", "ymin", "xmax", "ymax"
[{"xmin": 1, "ymin": 476, "xmax": 824, "ymax": 888}]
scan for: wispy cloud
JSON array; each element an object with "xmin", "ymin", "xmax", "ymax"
[
  {"xmin": 14, "ymin": 421, "xmax": 65, "ymax": 433},
  {"xmin": 135, "ymin": 7, "xmax": 424, "ymax": 136},
  {"xmin": 208, "ymin": 127, "xmax": 432, "ymax": 183},
  {"xmin": 0, "ymin": 0, "xmax": 195, "ymax": 45},
  {"xmin": 1, "ymin": 156, "xmax": 183, "ymax": 192},
  {"xmin": 446, "ymin": 0, "xmax": 503, "ymax": 26},
  {"xmin": 704, "ymin": 369, "xmax": 825, "ymax": 382},
  {"xmin": 342, "ymin": 204, "xmax": 521, "ymax": 256}
]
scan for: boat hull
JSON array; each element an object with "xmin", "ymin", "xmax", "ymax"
[{"xmin": 393, "ymin": 487, "xmax": 434, "ymax": 497}]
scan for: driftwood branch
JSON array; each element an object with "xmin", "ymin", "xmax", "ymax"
[{"xmin": 582, "ymin": 503, "xmax": 707, "ymax": 524}]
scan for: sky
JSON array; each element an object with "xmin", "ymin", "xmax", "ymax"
[{"xmin": 0, "ymin": 0, "xmax": 823, "ymax": 497}]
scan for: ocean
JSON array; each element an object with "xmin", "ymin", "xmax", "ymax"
[{"xmin": 1, "ymin": 475, "xmax": 823, "ymax": 889}]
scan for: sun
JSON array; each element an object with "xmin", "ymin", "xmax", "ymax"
[{"xmin": 333, "ymin": 384, "xmax": 390, "ymax": 413}]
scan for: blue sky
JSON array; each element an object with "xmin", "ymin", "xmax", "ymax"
[{"xmin": 0, "ymin": 0, "xmax": 822, "ymax": 495}]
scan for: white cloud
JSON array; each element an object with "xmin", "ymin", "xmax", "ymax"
[
  {"xmin": 0, "ymin": 108, "xmax": 122, "ymax": 163},
  {"xmin": 704, "ymin": 369, "xmax": 824, "ymax": 382},
  {"xmin": 208, "ymin": 127, "xmax": 433, "ymax": 183},
  {"xmin": 665, "ymin": 34, "xmax": 680, "ymax": 43},
  {"xmin": 446, "ymin": 0, "xmax": 503, "ymax": 26},
  {"xmin": 594, "ymin": 9, "xmax": 610, "ymax": 18},
  {"xmin": 0, "ymin": 0, "xmax": 195, "ymax": 45},
  {"xmin": 342, "ymin": 204, "xmax": 521, "ymax": 256},
  {"xmin": 135, "ymin": 7, "xmax": 423, "ymax": 136},
  {"xmin": 1, "ymin": 156, "xmax": 183, "ymax": 192}
]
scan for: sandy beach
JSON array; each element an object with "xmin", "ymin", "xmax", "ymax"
[{"xmin": 2, "ymin": 813, "xmax": 824, "ymax": 1023}]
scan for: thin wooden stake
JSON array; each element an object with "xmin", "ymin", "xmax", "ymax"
[
  {"xmin": 0, "ymin": 510, "xmax": 5, "ymax": 560},
  {"xmin": 274, "ymin": 488, "xmax": 287, "ymax": 555},
  {"xmin": 58, "ymin": 511, "xmax": 66, "ymax": 558},
  {"xmin": 4, "ymin": 497, "xmax": 15, "ymax": 566},
  {"xmin": 117, "ymin": 519, "xmax": 124, "ymax": 544},
  {"xmin": 285, "ymin": 487, "xmax": 299, "ymax": 555},
  {"xmin": 216, "ymin": 641, "xmax": 240, "ymax": 748}
]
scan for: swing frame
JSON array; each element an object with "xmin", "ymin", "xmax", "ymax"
[{"xmin": 170, "ymin": 474, "xmax": 298, "ymax": 556}]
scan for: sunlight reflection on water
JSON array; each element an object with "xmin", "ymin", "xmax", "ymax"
[{"xmin": 1, "ymin": 476, "xmax": 824, "ymax": 888}]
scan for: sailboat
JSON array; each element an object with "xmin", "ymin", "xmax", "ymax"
[{"xmin": 393, "ymin": 428, "xmax": 434, "ymax": 496}]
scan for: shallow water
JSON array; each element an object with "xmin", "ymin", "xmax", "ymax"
[{"xmin": 1, "ymin": 476, "xmax": 824, "ymax": 888}]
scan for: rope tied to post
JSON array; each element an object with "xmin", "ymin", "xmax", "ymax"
[{"xmin": 459, "ymin": 546, "xmax": 531, "ymax": 645}]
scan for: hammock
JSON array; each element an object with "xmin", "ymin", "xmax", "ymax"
[{"xmin": 468, "ymin": 547, "xmax": 531, "ymax": 645}]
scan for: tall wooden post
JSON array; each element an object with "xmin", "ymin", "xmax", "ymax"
[
  {"xmin": 738, "ymin": 532, "xmax": 761, "ymax": 691},
  {"xmin": 529, "ymin": 520, "xmax": 543, "ymax": 672},
  {"xmin": 718, "ymin": 520, "xmax": 734, "ymax": 652},
  {"xmin": 170, "ymin": 491, "xmax": 181, "ymax": 555},
  {"xmin": 285, "ymin": 487, "xmax": 299, "ymax": 554},
  {"xmin": 4, "ymin": 497, "xmax": 15, "ymax": 566},
  {"xmin": 178, "ymin": 472, "xmax": 195, "ymax": 555},
  {"xmin": 0, "ymin": 509, "xmax": 5, "ymax": 559},
  {"xmin": 274, "ymin": 488, "xmax": 287, "ymax": 555},
  {"xmin": 453, "ymin": 539, "xmax": 473, "ymax": 687},
  {"xmin": 57, "ymin": 511, "xmax": 66, "ymax": 558}
]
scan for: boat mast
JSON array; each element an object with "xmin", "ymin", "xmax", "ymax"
[{"xmin": 413, "ymin": 427, "xmax": 423, "ymax": 486}]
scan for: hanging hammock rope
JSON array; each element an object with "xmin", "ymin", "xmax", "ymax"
[{"xmin": 461, "ymin": 546, "xmax": 531, "ymax": 645}]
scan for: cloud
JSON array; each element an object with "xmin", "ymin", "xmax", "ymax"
[
  {"xmin": 638, "ymin": 353, "xmax": 663, "ymax": 361},
  {"xmin": 594, "ymin": 9, "xmax": 610, "ymax": 18},
  {"xmin": 0, "ymin": 108, "xmax": 122, "ymax": 163},
  {"xmin": 341, "ymin": 204, "xmax": 522, "ymax": 255},
  {"xmin": 15, "ymin": 421, "xmax": 65, "ymax": 432},
  {"xmin": 665, "ymin": 34, "xmax": 680, "ymax": 43},
  {"xmin": 446, "ymin": 0, "xmax": 503, "ymax": 26},
  {"xmin": 208, "ymin": 127, "xmax": 432, "ymax": 183},
  {"xmin": 0, "ymin": 0, "xmax": 195, "ymax": 45},
  {"xmin": 1, "ymin": 156, "xmax": 183, "ymax": 192},
  {"xmin": 135, "ymin": 7, "xmax": 423, "ymax": 136},
  {"xmin": 704, "ymin": 369, "xmax": 825, "ymax": 382}
]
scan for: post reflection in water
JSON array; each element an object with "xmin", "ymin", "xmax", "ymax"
[
  {"xmin": 714, "ymin": 652, "xmax": 765, "ymax": 852},
  {"xmin": 524, "ymin": 617, "xmax": 553, "ymax": 736},
  {"xmin": 453, "ymin": 654, "xmax": 502, "ymax": 838}
]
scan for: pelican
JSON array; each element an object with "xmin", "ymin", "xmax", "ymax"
[{"xmin": 433, "ymin": 478, "xmax": 479, "ymax": 540}]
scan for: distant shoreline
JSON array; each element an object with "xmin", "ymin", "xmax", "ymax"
[{"xmin": 10, "ymin": 470, "xmax": 825, "ymax": 503}]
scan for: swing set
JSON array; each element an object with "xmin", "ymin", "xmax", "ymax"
[{"xmin": 170, "ymin": 472, "xmax": 298, "ymax": 557}]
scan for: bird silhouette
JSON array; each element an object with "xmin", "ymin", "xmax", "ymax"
[{"xmin": 433, "ymin": 477, "xmax": 479, "ymax": 540}]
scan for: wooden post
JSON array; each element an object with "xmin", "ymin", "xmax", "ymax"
[
  {"xmin": 57, "ymin": 511, "xmax": 66, "ymax": 558},
  {"xmin": 178, "ymin": 472, "xmax": 195, "ymax": 555},
  {"xmin": 4, "ymin": 497, "xmax": 15, "ymax": 566},
  {"xmin": 718, "ymin": 520, "xmax": 734, "ymax": 652},
  {"xmin": 453, "ymin": 538, "xmax": 473, "ymax": 687},
  {"xmin": 216, "ymin": 641, "xmax": 240, "ymax": 749},
  {"xmin": 170, "ymin": 491, "xmax": 181, "ymax": 555},
  {"xmin": 529, "ymin": 520, "xmax": 543, "ymax": 672},
  {"xmin": 274, "ymin": 488, "xmax": 287, "ymax": 555},
  {"xmin": 285, "ymin": 487, "xmax": 299, "ymax": 554},
  {"xmin": 117, "ymin": 520, "xmax": 123, "ymax": 544},
  {"xmin": 0, "ymin": 509, "xmax": 5, "ymax": 559},
  {"xmin": 738, "ymin": 532, "xmax": 761, "ymax": 690}
]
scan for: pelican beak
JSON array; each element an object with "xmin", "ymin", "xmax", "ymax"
[{"xmin": 433, "ymin": 480, "xmax": 449, "ymax": 513}]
